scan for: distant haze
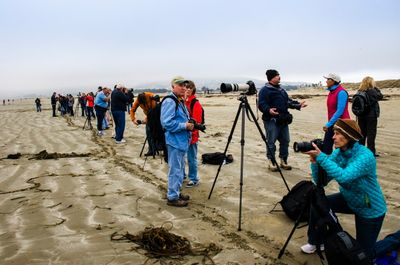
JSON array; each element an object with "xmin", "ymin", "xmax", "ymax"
[{"xmin": 1, "ymin": 0, "xmax": 399, "ymax": 99}]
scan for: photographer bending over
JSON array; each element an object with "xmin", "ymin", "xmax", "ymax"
[
  {"xmin": 301, "ymin": 118, "xmax": 386, "ymax": 259},
  {"xmin": 258, "ymin": 69, "xmax": 307, "ymax": 171},
  {"xmin": 130, "ymin": 92, "xmax": 158, "ymax": 156}
]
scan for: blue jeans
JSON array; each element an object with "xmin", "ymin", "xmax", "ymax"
[
  {"xmin": 307, "ymin": 192, "xmax": 385, "ymax": 259},
  {"xmin": 112, "ymin": 111, "xmax": 125, "ymax": 141},
  {"xmin": 263, "ymin": 119, "xmax": 290, "ymax": 160},
  {"xmin": 95, "ymin": 106, "xmax": 107, "ymax": 131},
  {"xmin": 187, "ymin": 143, "xmax": 199, "ymax": 182},
  {"xmin": 166, "ymin": 145, "xmax": 186, "ymax": 201}
]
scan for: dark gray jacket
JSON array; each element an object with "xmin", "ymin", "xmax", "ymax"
[{"xmin": 362, "ymin": 87, "xmax": 383, "ymax": 118}]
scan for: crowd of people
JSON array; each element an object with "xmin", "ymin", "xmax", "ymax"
[{"xmin": 43, "ymin": 70, "xmax": 395, "ymax": 262}]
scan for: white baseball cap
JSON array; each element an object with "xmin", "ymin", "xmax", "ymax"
[{"xmin": 323, "ymin": 73, "xmax": 341, "ymax": 83}]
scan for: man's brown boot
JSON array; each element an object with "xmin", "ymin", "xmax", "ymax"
[
  {"xmin": 268, "ymin": 160, "xmax": 278, "ymax": 172},
  {"xmin": 280, "ymin": 158, "xmax": 292, "ymax": 170}
]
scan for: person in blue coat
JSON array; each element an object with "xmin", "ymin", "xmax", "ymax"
[{"xmin": 300, "ymin": 118, "xmax": 387, "ymax": 259}]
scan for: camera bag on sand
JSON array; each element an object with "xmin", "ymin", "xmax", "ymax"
[
  {"xmin": 352, "ymin": 91, "xmax": 370, "ymax": 116},
  {"xmin": 279, "ymin": 180, "xmax": 314, "ymax": 222},
  {"xmin": 201, "ymin": 152, "xmax": 233, "ymax": 165}
]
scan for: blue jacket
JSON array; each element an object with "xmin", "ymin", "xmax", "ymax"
[
  {"xmin": 258, "ymin": 83, "xmax": 302, "ymax": 121},
  {"xmin": 161, "ymin": 93, "xmax": 191, "ymax": 152},
  {"xmin": 311, "ymin": 142, "xmax": 386, "ymax": 218}
]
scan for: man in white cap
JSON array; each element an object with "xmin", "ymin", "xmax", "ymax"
[
  {"xmin": 322, "ymin": 73, "xmax": 350, "ymax": 154},
  {"xmin": 161, "ymin": 76, "xmax": 194, "ymax": 207}
]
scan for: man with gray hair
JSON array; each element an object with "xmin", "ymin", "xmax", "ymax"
[{"xmin": 161, "ymin": 76, "xmax": 194, "ymax": 207}]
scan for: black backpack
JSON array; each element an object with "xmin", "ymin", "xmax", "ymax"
[
  {"xmin": 352, "ymin": 91, "xmax": 370, "ymax": 116},
  {"xmin": 189, "ymin": 98, "xmax": 205, "ymax": 125},
  {"xmin": 310, "ymin": 186, "xmax": 372, "ymax": 265},
  {"xmin": 201, "ymin": 152, "xmax": 233, "ymax": 165},
  {"xmin": 279, "ymin": 180, "xmax": 314, "ymax": 222},
  {"xmin": 147, "ymin": 95, "xmax": 179, "ymax": 160},
  {"xmin": 325, "ymin": 230, "xmax": 372, "ymax": 265}
]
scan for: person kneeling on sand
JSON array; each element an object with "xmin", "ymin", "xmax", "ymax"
[
  {"xmin": 161, "ymin": 76, "xmax": 194, "ymax": 207},
  {"xmin": 300, "ymin": 119, "xmax": 386, "ymax": 260}
]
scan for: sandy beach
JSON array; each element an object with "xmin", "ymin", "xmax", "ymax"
[{"xmin": 1, "ymin": 90, "xmax": 399, "ymax": 265}]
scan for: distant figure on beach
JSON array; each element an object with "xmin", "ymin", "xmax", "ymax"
[
  {"xmin": 94, "ymin": 87, "xmax": 111, "ymax": 136},
  {"xmin": 3, "ymin": 99, "xmax": 5, "ymax": 105},
  {"xmin": 35, "ymin": 98, "xmax": 41, "ymax": 112},
  {"xmin": 130, "ymin": 92, "xmax": 158, "ymax": 156},
  {"xmin": 51, "ymin": 92, "xmax": 57, "ymax": 117},
  {"xmin": 161, "ymin": 76, "xmax": 193, "ymax": 207},
  {"xmin": 322, "ymin": 73, "xmax": 350, "ymax": 154},
  {"xmin": 85, "ymin": 92, "xmax": 95, "ymax": 120},
  {"xmin": 78, "ymin": 92, "xmax": 87, "ymax": 116},
  {"xmin": 356, "ymin": 76, "xmax": 383, "ymax": 156},
  {"xmin": 258, "ymin": 69, "xmax": 307, "ymax": 171},
  {"xmin": 184, "ymin": 80, "xmax": 202, "ymax": 188},
  {"xmin": 111, "ymin": 84, "xmax": 129, "ymax": 144},
  {"xmin": 67, "ymin": 94, "xmax": 75, "ymax": 116}
]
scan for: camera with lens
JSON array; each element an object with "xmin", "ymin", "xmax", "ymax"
[
  {"xmin": 220, "ymin": 80, "xmax": 257, "ymax": 96},
  {"xmin": 293, "ymin": 139, "xmax": 324, "ymax": 153},
  {"xmin": 137, "ymin": 120, "xmax": 143, "ymax": 125},
  {"xmin": 189, "ymin": 118, "xmax": 206, "ymax": 132}
]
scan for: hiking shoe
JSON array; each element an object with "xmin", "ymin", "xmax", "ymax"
[
  {"xmin": 97, "ymin": 131, "xmax": 105, "ymax": 136},
  {"xmin": 268, "ymin": 160, "xmax": 278, "ymax": 172},
  {"xmin": 186, "ymin": 180, "xmax": 199, "ymax": 188},
  {"xmin": 179, "ymin": 193, "xmax": 190, "ymax": 201},
  {"xmin": 280, "ymin": 158, "xmax": 292, "ymax": 170},
  {"xmin": 300, "ymin": 243, "xmax": 324, "ymax": 254},
  {"xmin": 115, "ymin": 139, "xmax": 126, "ymax": 144},
  {"xmin": 167, "ymin": 198, "xmax": 188, "ymax": 207}
]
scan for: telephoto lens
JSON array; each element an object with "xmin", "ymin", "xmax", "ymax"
[{"xmin": 293, "ymin": 139, "xmax": 323, "ymax": 152}]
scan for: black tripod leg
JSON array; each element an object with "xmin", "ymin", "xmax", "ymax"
[
  {"xmin": 278, "ymin": 206, "xmax": 307, "ymax": 259},
  {"xmin": 139, "ymin": 136, "xmax": 148, "ymax": 157},
  {"xmin": 238, "ymin": 102, "xmax": 246, "ymax": 231},
  {"xmin": 208, "ymin": 102, "xmax": 243, "ymax": 200},
  {"xmin": 244, "ymin": 100, "xmax": 290, "ymax": 192}
]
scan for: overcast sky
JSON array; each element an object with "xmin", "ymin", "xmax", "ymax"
[{"xmin": 1, "ymin": 0, "xmax": 399, "ymax": 98}]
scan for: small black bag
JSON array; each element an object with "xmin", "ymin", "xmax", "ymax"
[
  {"xmin": 280, "ymin": 180, "xmax": 314, "ymax": 221},
  {"xmin": 276, "ymin": 112, "xmax": 293, "ymax": 125},
  {"xmin": 202, "ymin": 152, "xmax": 233, "ymax": 165},
  {"xmin": 325, "ymin": 230, "xmax": 372, "ymax": 265}
]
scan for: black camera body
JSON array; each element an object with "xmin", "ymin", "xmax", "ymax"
[
  {"xmin": 293, "ymin": 139, "xmax": 323, "ymax": 153},
  {"xmin": 137, "ymin": 120, "xmax": 143, "ymax": 125},
  {"xmin": 189, "ymin": 118, "xmax": 206, "ymax": 132}
]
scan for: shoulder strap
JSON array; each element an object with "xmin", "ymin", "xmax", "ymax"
[
  {"xmin": 161, "ymin": 95, "xmax": 179, "ymax": 110},
  {"xmin": 189, "ymin": 98, "xmax": 198, "ymax": 114}
]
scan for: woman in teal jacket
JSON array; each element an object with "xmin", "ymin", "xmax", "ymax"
[{"xmin": 301, "ymin": 118, "xmax": 386, "ymax": 259}]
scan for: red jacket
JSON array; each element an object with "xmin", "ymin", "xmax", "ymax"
[
  {"xmin": 185, "ymin": 95, "xmax": 202, "ymax": 144},
  {"xmin": 86, "ymin": 95, "xmax": 94, "ymax": 107},
  {"xmin": 327, "ymin": 85, "xmax": 350, "ymax": 121}
]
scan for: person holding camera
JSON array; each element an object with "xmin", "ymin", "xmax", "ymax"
[
  {"xmin": 111, "ymin": 84, "xmax": 130, "ymax": 144},
  {"xmin": 258, "ymin": 69, "xmax": 307, "ymax": 171},
  {"xmin": 130, "ymin": 92, "xmax": 158, "ymax": 156},
  {"xmin": 356, "ymin": 76, "xmax": 383, "ymax": 157},
  {"xmin": 322, "ymin": 73, "xmax": 350, "ymax": 155},
  {"xmin": 94, "ymin": 87, "xmax": 111, "ymax": 136},
  {"xmin": 301, "ymin": 118, "xmax": 386, "ymax": 259},
  {"xmin": 161, "ymin": 76, "xmax": 194, "ymax": 207},
  {"xmin": 184, "ymin": 80, "xmax": 202, "ymax": 188}
]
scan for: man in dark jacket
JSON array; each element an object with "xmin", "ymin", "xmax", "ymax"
[
  {"xmin": 258, "ymin": 69, "xmax": 307, "ymax": 171},
  {"xmin": 51, "ymin": 92, "xmax": 57, "ymax": 117},
  {"xmin": 111, "ymin": 84, "xmax": 129, "ymax": 144}
]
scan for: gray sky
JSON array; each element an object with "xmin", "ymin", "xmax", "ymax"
[{"xmin": 1, "ymin": 0, "xmax": 399, "ymax": 98}]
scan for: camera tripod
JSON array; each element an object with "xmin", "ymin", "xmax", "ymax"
[
  {"xmin": 208, "ymin": 94, "xmax": 290, "ymax": 231},
  {"xmin": 82, "ymin": 115, "xmax": 93, "ymax": 130}
]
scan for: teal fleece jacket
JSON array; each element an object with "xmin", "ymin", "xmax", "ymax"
[{"xmin": 311, "ymin": 142, "xmax": 386, "ymax": 218}]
